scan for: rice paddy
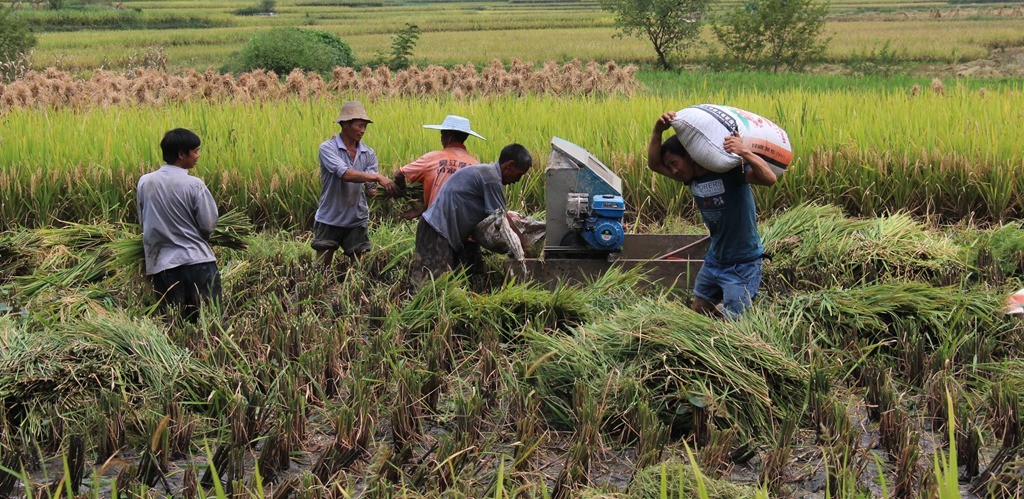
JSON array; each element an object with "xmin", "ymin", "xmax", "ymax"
[
  {"xmin": 2, "ymin": 202, "xmax": 1023, "ymax": 497},
  {"xmin": 16, "ymin": 0, "xmax": 1024, "ymax": 70},
  {"xmin": 2, "ymin": 0, "xmax": 1024, "ymax": 494}
]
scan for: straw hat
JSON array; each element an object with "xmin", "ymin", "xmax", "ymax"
[
  {"xmin": 423, "ymin": 115, "xmax": 485, "ymax": 140},
  {"xmin": 335, "ymin": 101, "xmax": 372, "ymax": 123}
]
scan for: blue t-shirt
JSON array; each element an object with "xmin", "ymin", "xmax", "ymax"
[{"xmin": 688, "ymin": 167, "xmax": 762, "ymax": 264}]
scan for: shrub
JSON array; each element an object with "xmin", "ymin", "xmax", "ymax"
[
  {"xmin": 712, "ymin": 0, "xmax": 830, "ymax": 72},
  {"xmin": 387, "ymin": 23, "xmax": 419, "ymax": 70},
  {"xmin": 228, "ymin": 27, "xmax": 353, "ymax": 76},
  {"xmin": 234, "ymin": 0, "xmax": 276, "ymax": 16},
  {"xmin": 0, "ymin": 6, "xmax": 37, "ymax": 63}
]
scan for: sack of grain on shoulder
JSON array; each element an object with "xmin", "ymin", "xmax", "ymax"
[{"xmin": 670, "ymin": 104, "xmax": 792, "ymax": 176}]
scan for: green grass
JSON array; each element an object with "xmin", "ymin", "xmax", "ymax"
[{"xmin": 1, "ymin": 81, "xmax": 1021, "ymax": 228}]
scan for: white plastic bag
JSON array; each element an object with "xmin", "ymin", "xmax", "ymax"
[
  {"xmin": 473, "ymin": 210, "xmax": 526, "ymax": 263},
  {"xmin": 671, "ymin": 104, "xmax": 792, "ymax": 176}
]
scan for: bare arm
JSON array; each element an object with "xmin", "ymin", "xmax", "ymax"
[
  {"xmin": 724, "ymin": 132, "xmax": 777, "ymax": 186},
  {"xmin": 320, "ymin": 143, "xmax": 398, "ymax": 195},
  {"xmin": 646, "ymin": 112, "xmax": 674, "ymax": 177},
  {"xmin": 647, "ymin": 111, "xmax": 695, "ymax": 183},
  {"xmin": 341, "ymin": 168, "xmax": 397, "ymax": 192}
]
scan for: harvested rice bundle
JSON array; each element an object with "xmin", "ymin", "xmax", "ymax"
[
  {"xmin": 761, "ymin": 203, "xmax": 969, "ymax": 287},
  {"xmin": 782, "ymin": 281, "xmax": 1010, "ymax": 353},
  {"xmin": 0, "ymin": 314, "xmax": 221, "ymax": 407},
  {"xmin": 529, "ymin": 297, "xmax": 807, "ymax": 440},
  {"xmin": 7, "ymin": 210, "xmax": 253, "ymax": 306}
]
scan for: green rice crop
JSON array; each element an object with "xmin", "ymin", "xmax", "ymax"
[
  {"xmin": 13, "ymin": 9, "xmax": 232, "ymax": 32},
  {"xmin": 2, "ymin": 82, "xmax": 1021, "ymax": 228},
  {"xmin": 761, "ymin": 203, "xmax": 970, "ymax": 287},
  {"xmin": 0, "ymin": 314, "xmax": 222, "ymax": 409},
  {"xmin": 527, "ymin": 297, "xmax": 808, "ymax": 440}
]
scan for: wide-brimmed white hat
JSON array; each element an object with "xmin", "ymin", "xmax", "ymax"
[
  {"xmin": 335, "ymin": 101, "xmax": 372, "ymax": 124},
  {"xmin": 423, "ymin": 115, "xmax": 485, "ymax": 140}
]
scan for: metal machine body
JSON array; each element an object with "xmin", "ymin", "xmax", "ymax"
[
  {"xmin": 546, "ymin": 137, "xmax": 625, "ymax": 254},
  {"xmin": 523, "ymin": 138, "xmax": 707, "ymax": 290}
]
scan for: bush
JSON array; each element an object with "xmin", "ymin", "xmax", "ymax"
[
  {"xmin": 234, "ymin": 0, "xmax": 276, "ymax": 16},
  {"xmin": 227, "ymin": 27, "xmax": 353, "ymax": 76},
  {"xmin": 0, "ymin": 7, "xmax": 37, "ymax": 63},
  {"xmin": 712, "ymin": 0, "xmax": 830, "ymax": 72}
]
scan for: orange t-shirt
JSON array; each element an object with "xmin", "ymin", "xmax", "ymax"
[{"xmin": 398, "ymin": 144, "xmax": 479, "ymax": 207}]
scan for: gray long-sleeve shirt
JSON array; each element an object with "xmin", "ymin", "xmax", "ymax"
[
  {"xmin": 422, "ymin": 162, "xmax": 506, "ymax": 252},
  {"xmin": 314, "ymin": 135, "xmax": 378, "ymax": 228},
  {"xmin": 136, "ymin": 165, "xmax": 218, "ymax": 275}
]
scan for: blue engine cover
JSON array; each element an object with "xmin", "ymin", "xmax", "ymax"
[
  {"xmin": 591, "ymin": 194, "xmax": 625, "ymax": 219},
  {"xmin": 582, "ymin": 216, "xmax": 625, "ymax": 251}
]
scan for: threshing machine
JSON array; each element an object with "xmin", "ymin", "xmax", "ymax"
[{"xmin": 521, "ymin": 137, "xmax": 709, "ymax": 289}]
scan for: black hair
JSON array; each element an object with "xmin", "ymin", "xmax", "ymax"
[
  {"xmin": 661, "ymin": 135, "xmax": 688, "ymax": 160},
  {"xmin": 441, "ymin": 130, "xmax": 470, "ymax": 144},
  {"xmin": 499, "ymin": 143, "xmax": 532, "ymax": 170},
  {"xmin": 160, "ymin": 128, "xmax": 201, "ymax": 164}
]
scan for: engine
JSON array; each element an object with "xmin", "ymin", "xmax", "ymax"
[{"xmin": 567, "ymin": 193, "xmax": 625, "ymax": 251}]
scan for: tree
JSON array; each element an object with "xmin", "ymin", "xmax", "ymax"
[
  {"xmin": 0, "ymin": 7, "xmax": 37, "ymax": 62},
  {"xmin": 387, "ymin": 23, "xmax": 419, "ymax": 70},
  {"xmin": 599, "ymin": 0, "xmax": 710, "ymax": 70},
  {"xmin": 0, "ymin": 6, "xmax": 36, "ymax": 81},
  {"xmin": 712, "ymin": 0, "xmax": 830, "ymax": 72}
]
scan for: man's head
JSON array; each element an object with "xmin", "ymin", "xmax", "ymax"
[
  {"xmin": 660, "ymin": 135, "xmax": 694, "ymax": 175},
  {"xmin": 161, "ymin": 128, "xmax": 201, "ymax": 169},
  {"xmin": 335, "ymin": 101, "xmax": 372, "ymax": 144},
  {"xmin": 425, "ymin": 115, "xmax": 485, "ymax": 147},
  {"xmin": 440, "ymin": 130, "xmax": 470, "ymax": 147},
  {"xmin": 498, "ymin": 143, "xmax": 532, "ymax": 185}
]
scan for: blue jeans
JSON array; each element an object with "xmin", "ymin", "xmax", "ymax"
[{"xmin": 692, "ymin": 258, "xmax": 762, "ymax": 319}]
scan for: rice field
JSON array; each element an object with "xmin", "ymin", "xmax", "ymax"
[
  {"xmin": 1, "ymin": 72, "xmax": 1022, "ymax": 229},
  {"xmin": 2, "ymin": 0, "xmax": 1024, "ymax": 494},
  {"xmin": 16, "ymin": 0, "xmax": 1024, "ymax": 70},
  {"xmin": 2, "ymin": 202, "xmax": 1023, "ymax": 497}
]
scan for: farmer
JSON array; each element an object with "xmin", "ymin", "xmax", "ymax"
[
  {"xmin": 136, "ymin": 128, "xmax": 221, "ymax": 322},
  {"xmin": 311, "ymin": 101, "xmax": 397, "ymax": 271},
  {"xmin": 410, "ymin": 143, "xmax": 532, "ymax": 285},
  {"xmin": 393, "ymin": 115, "xmax": 484, "ymax": 218},
  {"xmin": 647, "ymin": 111, "xmax": 777, "ymax": 319}
]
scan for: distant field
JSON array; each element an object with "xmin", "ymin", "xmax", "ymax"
[{"xmin": 17, "ymin": 0, "xmax": 1024, "ymax": 70}]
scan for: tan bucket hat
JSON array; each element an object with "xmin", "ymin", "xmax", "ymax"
[{"xmin": 335, "ymin": 101, "xmax": 372, "ymax": 123}]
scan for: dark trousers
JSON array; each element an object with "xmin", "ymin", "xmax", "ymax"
[
  {"xmin": 410, "ymin": 220, "xmax": 483, "ymax": 286},
  {"xmin": 152, "ymin": 262, "xmax": 221, "ymax": 323}
]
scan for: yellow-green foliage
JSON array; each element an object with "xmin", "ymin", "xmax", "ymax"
[
  {"xmin": 25, "ymin": 0, "xmax": 1024, "ymax": 70},
  {"xmin": 1, "ymin": 81, "xmax": 1020, "ymax": 227}
]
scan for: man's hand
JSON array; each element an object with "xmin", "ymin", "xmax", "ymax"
[
  {"xmin": 723, "ymin": 131, "xmax": 751, "ymax": 156},
  {"xmin": 654, "ymin": 111, "xmax": 676, "ymax": 134},
  {"xmin": 376, "ymin": 174, "xmax": 398, "ymax": 197},
  {"xmin": 726, "ymin": 131, "xmax": 778, "ymax": 186},
  {"xmin": 401, "ymin": 204, "xmax": 426, "ymax": 220}
]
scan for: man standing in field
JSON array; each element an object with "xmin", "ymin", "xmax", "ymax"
[
  {"xmin": 410, "ymin": 143, "xmax": 532, "ymax": 285},
  {"xmin": 311, "ymin": 101, "xmax": 397, "ymax": 271},
  {"xmin": 393, "ymin": 115, "xmax": 484, "ymax": 218},
  {"xmin": 137, "ymin": 128, "xmax": 221, "ymax": 323},
  {"xmin": 647, "ymin": 111, "xmax": 777, "ymax": 319}
]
